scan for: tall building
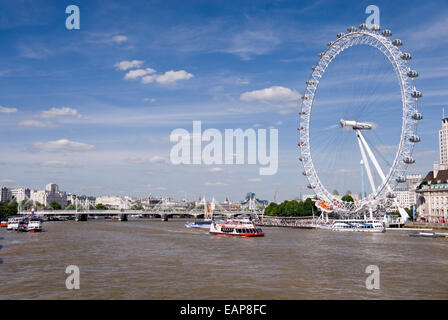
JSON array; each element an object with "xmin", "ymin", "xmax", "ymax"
[
  {"xmin": 11, "ymin": 187, "xmax": 31, "ymax": 203},
  {"xmin": 0, "ymin": 187, "xmax": 12, "ymax": 202},
  {"xmin": 415, "ymin": 114, "xmax": 448, "ymax": 222},
  {"xmin": 439, "ymin": 115, "xmax": 448, "ymax": 165},
  {"xmin": 30, "ymin": 183, "xmax": 67, "ymax": 207},
  {"xmin": 416, "ymin": 163, "xmax": 448, "ymax": 222}
]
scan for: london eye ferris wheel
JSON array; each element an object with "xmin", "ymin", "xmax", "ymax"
[{"xmin": 298, "ymin": 23, "xmax": 423, "ymax": 218}]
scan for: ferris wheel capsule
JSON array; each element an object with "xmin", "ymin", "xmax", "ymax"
[
  {"xmin": 359, "ymin": 23, "xmax": 368, "ymax": 30},
  {"xmin": 307, "ymin": 184, "xmax": 314, "ymax": 189},
  {"xmin": 396, "ymin": 176, "xmax": 407, "ymax": 183},
  {"xmin": 404, "ymin": 157, "xmax": 415, "ymax": 164},
  {"xmin": 411, "ymin": 91, "xmax": 423, "ymax": 98},
  {"xmin": 306, "ymin": 80, "xmax": 315, "ymax": 85},
  {"xmin": 302, "ymin": 171, "xmax": 309, "ymax": 176},
  {"xmin": 386, "ymin": 192, "xmax": 396, "ymax": 199},
  {"xmin": 301, "ymin": 95, "xmax": 309, "ymax": 100},
  {"xmin": 412, "ymin": 112, "xmax": 423, "ymax": 120},
  {"xmin": 370, "ymin": 24, "xmax": 380, "ymax": 31},
  {"xmin": 337, "ymin": 32, "xmax": 345, "ymax": 38},
  {"xmin": 300, "ymin": 110, "xmax": 307, "ymax": 115},
  {"xmin": 382, "ymin": 29, "xmax": 392, "ymax": 37},
  {"xmin": 409, "ymin": 135, "xmax": 421, "ymax": 143},
  {"xmin": 392, "ymin": 39, "xmax": 403, "ymax": 46},
  {"xmin": 312, "ymin": 66, "xmax": 320, "ymax": 71},
  {"xmin": 347, "ymin": 26, "xmax": 357, "ymax": 33},
  {"xmin": 328, "ymin": 41, "xmax": 334, "ymax": 47},
  {"xmin": 401, "ymin": 53, "xmax": 412, "ymax": 60},
  {"xmin": 407, "ymin": 70, "xmax": 419, "ymax": 78}
]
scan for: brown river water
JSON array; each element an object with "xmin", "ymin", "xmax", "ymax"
[{"xmin": 0, "ymin": 219, "xmax": 447, "ymax": 299}]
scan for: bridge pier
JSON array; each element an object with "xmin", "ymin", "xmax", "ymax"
[
  {"xmin": 119, "ymin": 214, "xmax": 128, "ymax": 222},
  {"xmin": 161, "ymin": 214, "xmax": 169, "ymax": 221},
  {"xmin": 75, "ymin": 214, "xmax": 88, "ymax": 222}
]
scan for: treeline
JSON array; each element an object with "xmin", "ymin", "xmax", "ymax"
[
  {"xmin": 0, "ymin": 200, "xmax": 18, "ymax": 217},
  {"xmin": 264, "ymin": 198, "xmax": 318, "ymax": 217}
]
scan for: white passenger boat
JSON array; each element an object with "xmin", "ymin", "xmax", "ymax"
[
  {"xmin": 185, "ymin": 220, "xmax": 213, "ymax": 229},
  {"xmin": 209, "ymin": 218, "xmax": 264, "ymax": 237},
  {"xmin": 25, "ymin": 219, "xmax": 43, "ymax": 232},
  {"xmin": 331, "ymin": 219, "xmax": 385, "ymax": 233},
  {"xmin": 6, "ymin": 217, "xmax": 26, "ymax": 231}
]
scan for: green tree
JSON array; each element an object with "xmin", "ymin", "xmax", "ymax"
[
  {"xmin": 264, "ymin": 202, "xmax": 278, "ymax": 216},
  {"xmin": 0, "ymin": 200, "xmax": 18, "ymax": 217},
  {"xmin": 341, "ymin": 195, "xmax": 354, "ymax": 202},
  {"xmin": 48, "ymin": 201, "xmax": 62, "ymax": 210},
  {"xmin": 95, "ymin": 203, "xmax": 108, "ymax": 210},
  {"xmin": 64, "ymin": 204, "xmax": 76, "ymax": 210},
  {"xmin": 131, "ymin": 205, "xmax": 143, "ymax": 210}
]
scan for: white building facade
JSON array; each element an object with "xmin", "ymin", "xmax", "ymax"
[
  {"xmin": 11, "ymin": 187, "xmax": 31, "ymax": 203},
  {"xmin": 30, "ymin": 183, "xmax": 67, "ymax": 207}
]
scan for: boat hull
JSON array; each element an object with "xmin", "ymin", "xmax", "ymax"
[{"xmin": 209, "ymin": 231, "xmax": 264, "ymax": 237}]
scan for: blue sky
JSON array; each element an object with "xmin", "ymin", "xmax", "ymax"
[{"xmin": 0, "ymin": 0, "xmax": 447, "ymax": 202}]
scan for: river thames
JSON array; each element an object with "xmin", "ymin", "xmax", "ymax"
[{"xmin": 0, "ymin": 219, "xmax": 447, "ymax": 299}]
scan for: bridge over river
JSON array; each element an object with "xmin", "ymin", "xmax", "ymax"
[{"xmin": 19, "ymin": 210, "xmax": 263, "ymax": 221}]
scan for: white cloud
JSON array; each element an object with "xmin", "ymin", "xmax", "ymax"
[
  {"xmin": 112, "ymin": 35, "xmax": 128, "ymax": 44},
  {"xmin": 18, "ymin": 120, "xmax": 54, "ymax": 127},
  {"xmin": 33, "ymin": 139, "xmax": 95, "ymax": 152},
  {"xmin": 274, "ymin": 121, "xmax": 283, "ymax": 126},
  {"xmin": 0, "ymin": 179, "xmax": 15, "ymax": 184},
  {"xmin": 209, "ymin": 167, "xmax": 223, "ymax": 172},
  {"xmin": 41, "ymin": 107, "xmax": 82, "ymax": 118},
  {"xmin": 156, "ymin": 70, "xmax": 194, "ymax": 84},
  {"xmin": 248, "ymin": 178, "xmax": 262, "ymax": 182},
  {"xmin": 124, "ymin": 68, "xmax": 156, "ymax": 80},
  {"xmin": 143, "ymin": 98, "xmax": 157, "ymax": 102},
  {"xmin": 150, "ymin": 156, "xmax": 166, "ymax": 163},
  {"xmin": 204, "ymin": 182, "xmax": 229, "ymax": 187},
  {"xmin": 147, "ymin": 136, "xmax": 170, "ymax": 144},
  {"xmin": 114, "ymin": 60, "xmax": 144, "ymax": 71},
  {"xmin": 40, "ymin": 160, "xmax": 73, "ymax": 168},
  {"xmin": 240, "ymin": 86, "xmax": 300, "ymax": 103},
  {"xmin": 142, "ymin": 70, "xmax": 194, "ymax": 84},
  {"xmin": 225, "ymin": 30, "xmax": 281, "ymax": 60},
  {"xmin": 128, "ymin": 155, "xmax": 166, "ymax": 164},
  {"xmin": 0, "ymin": 106, "xmax": 18, "ymax": 113}
]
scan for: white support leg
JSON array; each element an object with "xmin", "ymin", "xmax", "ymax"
[
  {"xmin": 356, "ymin": 130, "xmax": 376, "ymax": 194},
  {"xmin": 357, "ymin": 130, "xmax": 386, "ymax": 181},
  {"xmin": 358, "ymin": 130, "xmax": 409, "ymax": 223}
]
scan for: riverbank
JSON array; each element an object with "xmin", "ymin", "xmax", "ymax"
[{"xmin": 404, "ymin": 221, "xmax": 448, "ymax": 231}]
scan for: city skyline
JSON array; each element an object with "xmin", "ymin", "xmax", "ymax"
[{"xmin": 0, "ymin": 0, "xmax": 447, "ymax": 201}]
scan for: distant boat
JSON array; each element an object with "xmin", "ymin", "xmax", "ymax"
[
  {"xmin": 330, "ymin": 219, "xmax": 385, "ymax": 233},
  {"xmin": 6, "ymin": 217, "xmax": 26, "ymax": 231},
  {"xmin": 0, "ymin": 218, "xmax": 8, "ymax": 227},
  {"xmin": 25, "ymin": 219, "xmax": 43, "ymax": 232},
  {"xmin": 209, "ymin": 218, "xmax": 264, "ymax": 237},
  {"xmin": 185, "ymin": 220, "xmax": 212, "ymax": 229}
]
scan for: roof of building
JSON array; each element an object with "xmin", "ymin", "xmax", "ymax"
[{"xmin": 417, "ymin": 169, "xmax": 448, "ymax": 191}]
